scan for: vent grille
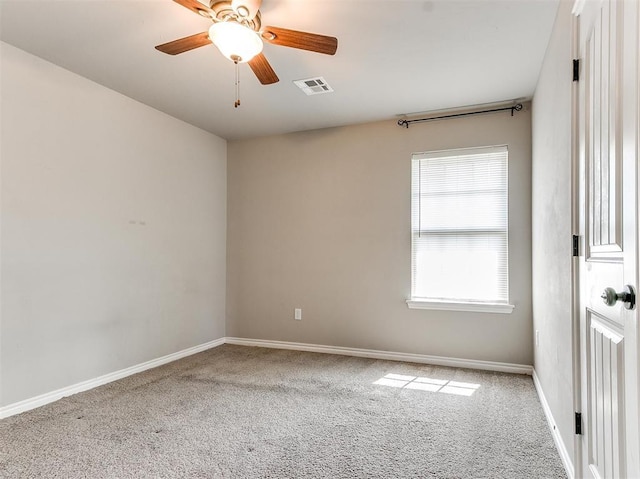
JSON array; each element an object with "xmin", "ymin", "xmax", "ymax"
[{"xmin": 293, "ymin": 77, "xmax": 334, "ymax": 96}]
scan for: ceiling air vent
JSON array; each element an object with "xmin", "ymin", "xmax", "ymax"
[{"xmin": 293, "ymin": 77, "xmax": 334, "ymax": 96}]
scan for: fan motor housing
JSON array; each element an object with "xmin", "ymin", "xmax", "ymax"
[{"xmin": 209, "ymin": 1, "xmax": 262, "ymax": 31}]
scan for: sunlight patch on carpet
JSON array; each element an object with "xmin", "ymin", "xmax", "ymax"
[{"xmin": 373, "ymin": 373, "xmax": 481, "ymax": 396}]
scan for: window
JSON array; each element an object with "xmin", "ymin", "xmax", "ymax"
[{"xmin": 407, "ymin": 145, "xmax": 514, "ymax": 313}]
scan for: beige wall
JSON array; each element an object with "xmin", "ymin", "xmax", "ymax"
[
  {"xmin": 531, "ymin": 0, "xmax": 575, "ymax": 465},
  {"xmin": 228, "ymin": 106, "xmax": 533, "ymax": 364},
  {"xmin": 0, "ymin": 43, "xmax": 227, "ymax": 406}
]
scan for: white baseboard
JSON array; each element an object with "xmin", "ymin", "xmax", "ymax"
[
  {"xmin": 225, "ymin": 337, "xmax": 534, "ymax": 375},
  {"xmin": 532, "ymin": 369, "xmax": 575, "ymax": 479},
  {"xmin": 0, "ymin": 337, "xmax": 225, "ymax": 419}
]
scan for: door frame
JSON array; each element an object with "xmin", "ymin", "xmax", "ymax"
[{"xmin": 570, "ymin": 1, "xmax": 582, "ymax": 476}]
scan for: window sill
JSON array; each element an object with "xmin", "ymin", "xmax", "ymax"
[{"xmin": 406, "ymin": 299, "xmax": 515, "ymax": 314}]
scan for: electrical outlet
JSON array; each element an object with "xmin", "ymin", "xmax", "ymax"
[
  {"xmin": 294, "ymin": 308, "xmax": 302, "ymax": 321},
  {"xmin": 535, "ymin": 330, "xmax": 540, "ymax": 347}
]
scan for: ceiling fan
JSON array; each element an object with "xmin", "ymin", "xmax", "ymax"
[{"xmin": 155, "ymin": 0, "xmax": 338, "ymax": 87}]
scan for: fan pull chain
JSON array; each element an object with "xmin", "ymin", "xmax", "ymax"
[{"xmin": 234, "ymin": 59, "xmax": 241, "ymax": 108}]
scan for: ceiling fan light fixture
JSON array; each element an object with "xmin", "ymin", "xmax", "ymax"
[{"xmin": 208, "ymin": 21, "xmax": 263, "ymax": 63}]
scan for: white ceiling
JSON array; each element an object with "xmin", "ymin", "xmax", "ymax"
[{"xmin": 0, "ymin": 0, "xmax": 559, "ymax": 140}]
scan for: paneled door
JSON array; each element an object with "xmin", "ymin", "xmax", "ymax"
[{"xmin": 575, "ymin": 0, "xmax": 639, "ymax": 477}]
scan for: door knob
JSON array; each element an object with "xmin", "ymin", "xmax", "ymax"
[{"xmin": 601, "ymin": 285, "xmax": 636, "ymax": 310}]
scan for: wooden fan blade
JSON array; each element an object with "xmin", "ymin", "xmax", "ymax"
[
  {"xmin": 232, "ymin": 0, "xmax": 262, "ymax": 19},
  {"xmin": 261, "ymin": 26, "xmax": 338, "ymax": 55},
  {"xmin": 173, "ymin": 0, "xmax": 214, "ymax": 18},
  {"xmin": 155, "ymin": 32, "xmax": 211, "ymax": 55},
  {"xmin": 248, "ymin": 53, "xmax": 279, "ymax": 85}
]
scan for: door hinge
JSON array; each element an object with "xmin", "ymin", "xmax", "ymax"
[
  {"xmin": 575, "ymin": 412, "xmax": 582, "ymax": 435},
  {"xmin": 572, "ymin": 235, "xmax": 580, "ymax": 257},
  {"xmin": 573, "ymin": 59, "xmax": 580, "ymax": 81}
]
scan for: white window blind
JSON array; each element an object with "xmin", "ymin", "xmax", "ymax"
[{"xmin": 411, "ymin": 145, "xmax": 509, "ymax": 304}]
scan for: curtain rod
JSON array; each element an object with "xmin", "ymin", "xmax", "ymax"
[{"xmin": 397, "ymin": 103, "xmax": 523, "ymax": 128}]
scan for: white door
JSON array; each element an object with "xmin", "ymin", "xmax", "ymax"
[{"xmin": 575, "ymin": 0, "xmax": 640, "ymax": 478}]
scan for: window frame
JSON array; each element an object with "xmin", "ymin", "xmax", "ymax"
[{"xmin": 407, "ymin": 145, "xmax": 515, "ymax": 314}]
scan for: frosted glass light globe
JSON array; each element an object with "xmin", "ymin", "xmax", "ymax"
[{"xmin": 209, "ymin": 22, "xmax": 263, "ymax": 63}]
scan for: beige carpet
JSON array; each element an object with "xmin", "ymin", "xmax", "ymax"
[{"xmin": 1, "ymin": 344, "xmax": 566, "ymax": 478}]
